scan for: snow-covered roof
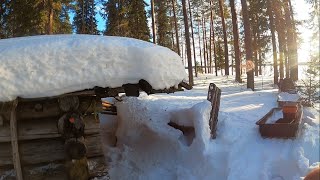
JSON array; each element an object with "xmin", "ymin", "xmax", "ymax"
[{"xmin": 0, "ymin": 35, "xmax": 187, "ymax": 102}]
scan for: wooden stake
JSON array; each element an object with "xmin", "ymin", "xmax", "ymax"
[{"xmin": 10, "ymin": 99, "xmax": 23, "ymax": 180}]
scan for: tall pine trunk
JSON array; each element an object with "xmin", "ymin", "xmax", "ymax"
[
  {"xmin": 288, "ymin": 0, "xmax": 298, "ymax": 81},
  {"xmin": 209, "ymin": 15, "xmax": 213, "ymax": 74},
  {"xmin": 171, "ymin": 0, "xmax": 180, "ymax": 55},
  {"xmin": 258, "ymin": 39, "xmax": 262, "ymax": 75},
  {"xmin": 241, "ymin": 0, "xmax": 254, "ymax": 90},
  {"xmin": 208, "ymin": 1, "xmax": 213, "ymax": 74},
  {"xmin": 151, "ymin": 0, "xmax": 156, "ymax": 44},
  {"xmin": 253, "ymin": 29, "xmax": 258, "ymax": 76},
  {"xmin": 230, "ymin": 0, "xmax": 241, "ymax": 82},
  {"xmin": 218, "ymin": 0, "xmax": 229, "ymax": 75},
  {"xmin": 274, "ymin": 0, "xmax": 285, "ymax": 79},
  {"xmin": 267, "ymin": 0, "xmax": 278, "ymax": 84},
  {"xmin": 188, "ymin": 0, "xmax": 197, "ymax": 77},
  {"xmin": 182, "ymin": 0, "xmax": 194, "ymax": 85},
  {"xmin": 202, "ymin": 16, "xmax": 207, "ymax": 74},
  {"xmin": 210, "ymin": 0, "xmax": 218, "ymax": 76},
  {"xmin": 47, "ymin": 0, "xmax": 53, "ymax": 35},
  {"xmin": 197, "ymin": 19, "xmax": 203, "ymax": 73},
  {"xmin": 284, "ymin": 0, "xmax": 297, "ymax": 80}
]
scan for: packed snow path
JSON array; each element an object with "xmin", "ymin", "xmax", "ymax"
[{"xmin": 100, "ymin": 75, "xmax": 319, "ymax": 180}]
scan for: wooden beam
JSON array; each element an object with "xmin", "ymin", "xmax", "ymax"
[{"xmin": 10, "ymin": 99, "xmax": 23, "ymax": 180}]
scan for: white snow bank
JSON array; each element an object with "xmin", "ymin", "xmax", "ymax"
[
  {"xmin": 278, "ymin": 92, "xmax": 301, "ymax": 102},
  {"xmin": 266, "ymin": 109, "xmax": 283, "ymax": 124},
  {"xmin": 101, "ymin": 75, "xmax": 319, "ymax": 180},
  {"xmin": 106, "ymin": 95, "xmax": 213, "ymax": 180},
  {"xmin": 0, "ymin": 35, "xmax": 187, "ymax": 102}
]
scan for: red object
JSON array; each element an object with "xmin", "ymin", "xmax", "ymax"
[
  {"xmin": 69, "ymin": 117, "xmax": 75, "ymax": 123},
  {"xmin": 283, "ymin": 105, "xmax": 298, "ymax": 114},
  {"xmin": 283, "ymin": 102, "xmax": 298, "ymax": 120}
]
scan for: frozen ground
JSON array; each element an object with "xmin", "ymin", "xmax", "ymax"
[{"xmin": 100, "ymin": 74, "xmax": 319, "ymax": 180}]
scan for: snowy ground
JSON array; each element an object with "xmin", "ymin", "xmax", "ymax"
[{"xmin": 100, "ymin": 74, "xmax": 319, "ymax": 180}]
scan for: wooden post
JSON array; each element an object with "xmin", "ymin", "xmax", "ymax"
[
  {"xmin": 207, "ymin": 83, "xmax": 221, "ymax": 139},
  {"xmin": 57, "ymin": 98, "xmax": 90, "ymax": 180},
  {"xmin": 10, "ymin": 99, "xmax": 23, "ymax": 180}
]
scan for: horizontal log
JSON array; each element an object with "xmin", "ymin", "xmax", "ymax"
[
  {"xmin": 15, "ymin": 96, "xmax": 102, "ymax": 120},
  {"xmin": 0, "ymin": 115, "xmax": 101, "ymax": 143},
  {"xmin": 0, "ymin": 134, "xmax": 103, "ymax": 167}
]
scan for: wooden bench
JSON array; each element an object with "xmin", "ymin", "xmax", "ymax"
[{"xmin": 207, "ymin": 83, "xmax": 221, "ymax": 139}]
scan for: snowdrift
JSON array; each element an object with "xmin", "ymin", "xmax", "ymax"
[
  {"xmin": 0, "ymin": 35, "xmax": 187, "ymax": 102},
  {"xmin": 101, "ymin": 75, "xmax": 319, "ymax": 180}
]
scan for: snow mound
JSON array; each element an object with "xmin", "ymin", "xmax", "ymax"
[
  {"xmin": 107, "ymin": 96, "xmax": 213, "ymax": 180},
  {"xmin": 0, "ymin": 35, "xmax": 187, "ymax": 102},
  {"xmin": 101, "ymin": 75, "xmax": 319, "ymax": 180}
]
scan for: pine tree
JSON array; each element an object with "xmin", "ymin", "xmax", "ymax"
[
  {"xmin": 151, "ymin": 0, "xmax": 156, "ymax": 43},
  {"xmin": 299, "ymin": 56, "xmax": 320, "ymax": 106},
  {"xmin": 229, "ymin": 0, "xmax": 241, "ymax": 82},
  {"xmin": 182, "ymin": 0, "xmax": 194, "ymax": 85},
  {"xmin": 55, "ymin": 2, "xmax": 73, "ymax": 34},
  {"xmin": 171, "ymin": 0, "xmax": 180, "ymax": 55},
  {"xmin": 188, "ymin": 0, "xmax": 198, "ymax": 77},
  {"xmin": 104, "ymin": 0, "xmax": 150, "ymax": 41},
  {"xmin": 0, "ymin": 1, "xmax": 9, "ymax": 39},
  {"xmin": 267, "ymin": 0, "xmax": 279, "ymax": 84},
  {"xmin": 155, "ymin": 0, "xmax": 172, "ymax": 48},
  {"xmin": 218, "ymin": 0, "xmax": 229, "ymax": 75},
  {"xmin": 74, "ymin": 0, "xmax": 99, "ymax": 34},
  {"xmin": 104, "ymin": 0, "xmax": 120, "ymax": 36},
  {"xmin": 241, "ymin": 0, "xmax": 254, "ymax": 90},
  {"xmin": 5, "ymin": 0, "xmax": 45, "ymax": 37},
  {"xmin": 274, "ymin": 0, "xmax": 285, "ymax": 80},
  {"xmin": 127, "ymin": 0, "xmax": 150, "ymax": 41},
  {"xmin": 248, "ymin": 0, "xmax": 270, "ymax": 77},
  {"xmin": 48, "ymin": 0, "xmax": 73, "ymax": 34}
]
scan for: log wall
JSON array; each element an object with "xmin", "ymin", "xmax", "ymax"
[{"xmin": 0, "ymin": 96, "xmax": 107, "ymax": 179}]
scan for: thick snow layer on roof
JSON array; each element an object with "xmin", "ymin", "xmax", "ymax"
[
  {"xmin": 0, "ymin": 35, "xmax": 187, "ymax": 102},
  {"xmin": 278, "ymin": 92, "xmax": 301, "ymax": 102}
]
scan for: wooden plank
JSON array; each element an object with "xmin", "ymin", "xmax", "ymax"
[
  {"xmin": 0, "ymin": 114, "xmax": 101, "ymax": 143},
  {"xmin": 10, "ymin": 99, "xmax": 23, "ymax": 180},
  {"xmin": 0, "ymin": 134, "xmax": 103, "ymax": 166}
]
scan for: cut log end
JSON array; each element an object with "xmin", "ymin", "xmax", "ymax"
[{"xmin": 179, "ymin": 81, "xmax": 193, "ymax": 90}]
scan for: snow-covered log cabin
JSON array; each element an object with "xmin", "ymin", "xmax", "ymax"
[{"xmin": 0, "ymin": 35, "xmax": 187, "ymax": 179}]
